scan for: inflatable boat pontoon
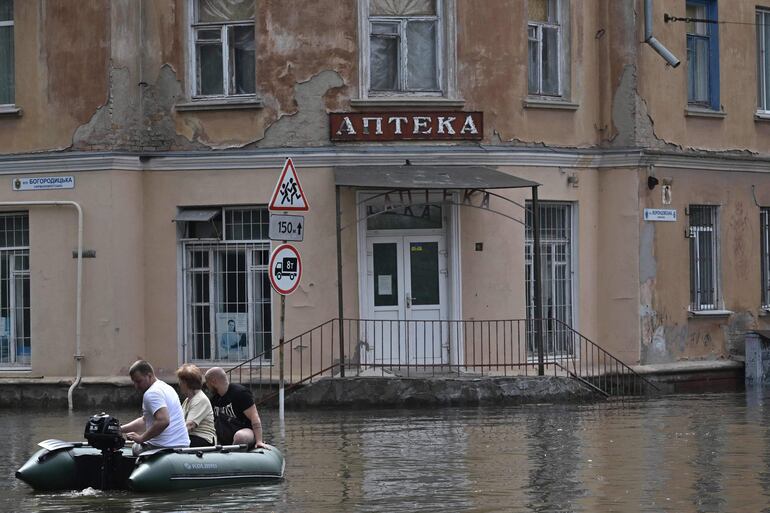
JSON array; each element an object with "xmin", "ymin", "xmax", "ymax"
[{"xmin": 15, "ymin": 413, "xmax": 284, "ymax": 492}]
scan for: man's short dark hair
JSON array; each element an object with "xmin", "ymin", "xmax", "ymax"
[{"xmin": 129, "ymin": 360, "xmax": 154, "ymax": 378}]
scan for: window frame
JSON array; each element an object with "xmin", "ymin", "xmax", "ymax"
[
  {"xmin": 757, "ymin": 8, "xmax": 770, "ymax": 113},
  {"xmin": 524, "ymin": 201, "xmax": 577, "ymax": 361},
  {"xmin": 0, "ymin": 212, "xmax": 30, "ymax": 370},
  {"xmin": 186, "ymin": 0, "xmax": 257, "ymax": 102},
  {"xmin": 0, "ymin": 0, "xmax": 15, "ymax": 108},
  {"xmin": 688, "ymin": 205, "xmax": 721, "ymax": 312},
  {"xmin": 357, "ymin": 0, "xmax": 458, "ymax": 102},
  {"xmin": 179, "ymin": 206, "xmax": 273, "ymax": 364},
  {"xmin": 686, "ymin": 0, "xmax": 720, "ymax": 111},
  {"xmin": 527, "ymin": 0, "xmax": 569, "ymax": 99},
  {"xmin": 761, "ymin": 208, "xmax": 770, "ymax": 309}
]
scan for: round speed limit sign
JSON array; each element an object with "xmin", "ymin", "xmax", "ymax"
[{"xmin": 269, "ymin": 243, "xmax": 302, "ymax": 295}]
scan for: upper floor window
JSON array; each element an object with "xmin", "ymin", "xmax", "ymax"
[
  {"xmin": 369, "ymin": 0, "xmax": 439, "ymax": 93},
  {"xmin": 686, "ymin": 0, "xmax": 719, "ymax": 110},
  {"xmin": 528, "ymin": 0, "xmax": 560, "ymax": 96},
  {"xmin": 757, "ymin": 8, "xmax": 770, "ymax": 113},
  {"xmin": 688, "ymin": 205, "xmax": 720, "ymax": 312},
  {"xmin": 0, "ymin": 0, "xmax": 13, "ymax": 105},
  {"xmin": 190, "ymin": 0, "xmax": 255, "ymax": 99},
  {"xmin": 358, "ymin": 0, "xmax": 458, "ymax": 102}
]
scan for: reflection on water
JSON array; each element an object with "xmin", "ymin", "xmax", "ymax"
[{"xmin": 5, "ymin": 392, "xmax": 770, "ymax": 512}]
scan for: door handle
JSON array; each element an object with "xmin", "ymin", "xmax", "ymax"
[{"xmin": 406, "ymin": 293, "xmax": 412, "ymax": 308}]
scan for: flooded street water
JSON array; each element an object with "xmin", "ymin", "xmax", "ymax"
[{"xmin": 3, "ymin": 390, "xmax": 770, "ymax": 512}]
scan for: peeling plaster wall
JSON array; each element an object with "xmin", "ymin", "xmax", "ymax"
[
  {"xmin": 457, "ymin": 0, "xmax": 603, "ymax": 147},
  {"xmin": 0, "ymin": 1, "xmax": 110, "ymax": 153},
  {"xmin": 5, "ymin": 1, "xmax": 770, "ymax": 156},
  {"xmin": 639, "ymin": 168, "xmax": 770, "ymax": 364},
  {"xmin": 638, "ymin": 0, "xmax": 770, "ymax": 154}
]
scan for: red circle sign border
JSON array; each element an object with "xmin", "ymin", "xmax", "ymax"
[{"xmin": 269, "ymin": 243, "xmax": 302, "ymax": 295}]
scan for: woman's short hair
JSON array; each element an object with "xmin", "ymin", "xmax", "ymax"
[{"xmin": 176, "ymin": 363, "xmax": 203, "ymax": 390}]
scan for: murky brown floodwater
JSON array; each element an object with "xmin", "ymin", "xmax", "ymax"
[{"xmin": 3, "ymin": 390, "xmax": 770, "ymax": 512}]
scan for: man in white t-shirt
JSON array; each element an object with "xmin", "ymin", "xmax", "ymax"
[{"xmin": 120, "ymin": 360, "xmax": 190, "ymax": 455}]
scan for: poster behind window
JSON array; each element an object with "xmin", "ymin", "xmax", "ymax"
[{"xmin": 216, "ymin": 312, "xmax": 248, "ymax": 360}]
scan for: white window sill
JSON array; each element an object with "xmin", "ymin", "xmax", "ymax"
[
  {"xmin": 523, "ymin": 97, "xmax": 579, "ymax": 110},
  {"xmin": 175, "ymin": 98, "xmax": 263, "ymax": 112},
  {"xmin": 755, "ymin": 111, "xmax": 770, "ymax": 122},
  {"xmin": 350, "ymin": 97, "xmax": 465, "ymax": 109},
  {"xmin": 759, "ymin": 307, "xmax": 770, "ymax": 316},
  {"xmin": 685, "ymin": 106, "xmax": 726, "ymax": 119},
  {"xmin": 0, "ymin": 105, "xmax": 22, "ymax": 117},
  {"xmin": 0, "ymin": 367, "xmax": 32, "ymax": 373},
  {"xmin": 688, "ymin": 309, "xmax": 733, "ymax": 317}
]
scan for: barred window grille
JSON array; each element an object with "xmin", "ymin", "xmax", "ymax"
[
  {"xmin": 689, "ymin": 205, "xmax": 720, "ymax": 311},
  {"xmin": 761, "ymin": 208, "xmax": 770, "ymax": 308},
  {"xmin": 0, "ymin": 212, "xmax": 29, "ymax": 368},
  {"xmin": 182, "ymin": 207, "xmax": 271, "ymax": 362},
  {"xmin": 525, "ymin": 202, "xmax": 574, "ymax": 359}
]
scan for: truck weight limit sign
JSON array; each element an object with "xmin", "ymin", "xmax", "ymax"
[{"xmin": 269, "ymin": 244, "xmax": 302, "ymax": 295}]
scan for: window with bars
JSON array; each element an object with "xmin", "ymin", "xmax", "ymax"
[
  {"xmin": 0, "ymin": 213, "xmax": 29, "ymax": 368},
  {"xmin": 191, "ymin": 0, "xmax": 256, "ymax": 98},
  {"xmin": 182, "ymin": 207, "xmax": 271, "ymax": 362},
  {"xmin": 757, "ymin": 9, "xmax": 770, "ymax": 112},
  {"xmin": 367, "ymin": 0, "xmax": 441, "ymax": 94},
  {"xmin": 761, "ymin": 208, "xmax": 770, "ymax": 308},
  {"xmin": 688, "ymin": 205, "xmax": 720, "ymax": 311},
  {"xmin": 525, "ymin": 202, "xmax": 574, "ymax": 358},
  {"xmin": 527, "ymin": 0, "xmax": 562, "ymax": 97},
  {"xmin": 686, "ymin": 0, "xmax": 719, "ymax": 110},
  {"xmin": 0, "ymin": 0, "xmax": 13, "ymax": 105}
]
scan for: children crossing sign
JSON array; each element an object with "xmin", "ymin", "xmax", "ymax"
[{"xmin": 269, "ymin": 158, "xmax": 309, "ymax": 212}]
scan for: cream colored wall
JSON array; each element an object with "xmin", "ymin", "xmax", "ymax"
[
  {"xmin": 458, "ymin": 165, "xmax": 636, "ymax": 363},
  {"xmin": 141, "ymin": 165, "xmax": 353, "ymax": 375},
  {"xmin": 0, "ymin": 171, "xmax": 145, "ymax": 378}
]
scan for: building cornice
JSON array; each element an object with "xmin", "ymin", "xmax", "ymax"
[{"xmin": 0, "ymin": 147, "xmax": 770, "ymax": 174}]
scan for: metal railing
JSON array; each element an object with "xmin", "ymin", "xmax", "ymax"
[{"xmin": 226, "ymin": 318, "xmax": 658, "ymax": 405}]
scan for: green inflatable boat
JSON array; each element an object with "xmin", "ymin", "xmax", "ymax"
[{"xmin": 15, "ymin": 414, "xmax": 285, "ymax": 492}]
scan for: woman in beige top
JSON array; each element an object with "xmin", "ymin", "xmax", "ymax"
[{"xmin": 176, "ymin": 364, "xmax": 217, "ymax": 447}]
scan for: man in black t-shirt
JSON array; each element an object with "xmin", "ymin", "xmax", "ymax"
[{"xmin": 204, "ymin": 367, "xmax": 267, "ymax": 449}]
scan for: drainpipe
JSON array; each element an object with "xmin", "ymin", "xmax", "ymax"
[
  {"xmin": 0, "ymin": 201, "xmax": 84, "ymax": 410},
  {"xmin": 644, "ymin": 0, "xmax": 681, "ymax": 68}
]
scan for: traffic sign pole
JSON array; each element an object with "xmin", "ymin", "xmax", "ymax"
[
  {"xmin": 279, "ymin": 294, "xmax": 285, "ymax": 422},
  {"xmin": 268, "ymin": 158, "xmax": 309, "ymax": 422}
]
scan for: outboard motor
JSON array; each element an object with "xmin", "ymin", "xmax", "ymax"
[
  {"xmin": 84, "ymin": 413, "xmax": 125, "ymax": 489},
  {"xmin": 85, "ymin": 413, "xmax": 124, "ymax": 451}
]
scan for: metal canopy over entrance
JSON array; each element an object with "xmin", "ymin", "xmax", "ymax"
[
  {"xmin": 333, "ymin": 164, "xmax": 547, "ymax": 375},
  {"xmin": 334, "ymin": 164, "xmax": 540, "ymax": 190}
]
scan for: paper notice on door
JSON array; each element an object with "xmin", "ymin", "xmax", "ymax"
[{"xmin": 378, "ymin": 275, "xmax": 392, "ymax": 295}]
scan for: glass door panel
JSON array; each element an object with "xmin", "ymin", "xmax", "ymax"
[
  {"xmin": 373, "ymin": 243, "xmax": 399, "ymax": 307},
  {"xmin": 408, "ymin": 241, "xmax": 439, "ymax": 306}
]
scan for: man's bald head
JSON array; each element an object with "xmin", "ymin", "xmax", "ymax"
[{"xmin": 204, "ymin": 367, "xmax": 229, "ymax": 395}]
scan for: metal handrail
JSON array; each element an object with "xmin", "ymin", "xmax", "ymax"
[{"xmin": 226, "ymin": 317, "xmax": 658, "ymax": 405}]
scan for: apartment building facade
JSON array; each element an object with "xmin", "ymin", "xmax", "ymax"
[{"xmin": 0, "ymin": 0, "xmax": 769, "ymax": 380}]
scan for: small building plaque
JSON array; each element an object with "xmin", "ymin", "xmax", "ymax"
[{"xmin": 643, "ymin": 208, "xmax": 677, "ymax": 222}]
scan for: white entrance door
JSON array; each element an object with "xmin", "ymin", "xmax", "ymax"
[{"xmin": 366, "ymin": 235, "xmax": 448, "ymax": 365}]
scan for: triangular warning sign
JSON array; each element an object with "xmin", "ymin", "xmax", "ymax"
[{"xmin": 269, "ymin": 158, "xmax": 309, "ymax": 212}]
